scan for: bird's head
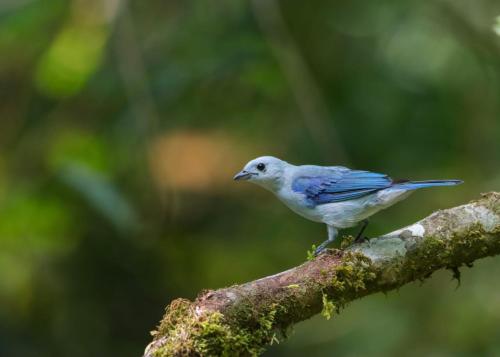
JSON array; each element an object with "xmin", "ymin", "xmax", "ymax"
[{"xmin": 233, "ymin": 156, "xmax": 288, "ymax": 190}]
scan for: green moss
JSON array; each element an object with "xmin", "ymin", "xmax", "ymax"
[
  {"xmin": 393, "ymin": 219, "xmax": 499, "ymax": 284},
  {"xmin": 155, "ymin": 298, "xmax": 192, "ymax": 337},
  {"xmin": 321, "ymin": 293, "xmax": 335, "ymax": 320},
  {"xmin": 193, "ymin": 311, "xmax": 275, "ymax": 356},
  {"xmin": 340, "ymin": 235, "xmax": 355, "ymax": 249},
  {"xmin": 322, "ymin": 251, "xmax": 377, "ymax": 315},
  {"xmin": 152, "ymin": 299, "xmax": 282, "ymax": 357},
  {"xmin": 318, "ymin": 212, "xmax": 500, "ymax": 321}
]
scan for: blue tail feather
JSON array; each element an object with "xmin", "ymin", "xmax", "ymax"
[{"xmin": 394, "ymin": 180, "xmax": 463, "ymax": 190}]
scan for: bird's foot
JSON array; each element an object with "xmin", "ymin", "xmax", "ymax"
[
  {"xmin": 313, "ymin": 243, "xmax": 335, "ymax": 256},
  {"xmin": 354, "ymin": 219, "xmax": 369, "ymax": 243},
  {"xmin": 354, "ymin": 236, "xmax": 369, "ymax": 244},
  {"xmin": 307, "ymin": 244, "xmax": 325, "ymax": 259},
  {"xmin": 313, "ymin": 246, "xmax": 326, "ymax": 257}
]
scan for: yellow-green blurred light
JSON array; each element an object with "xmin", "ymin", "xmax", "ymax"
[
  {"xmin": 35, "ymin": 24, "xmax": 108, "ymax": 98},
  {"xmin": 48, "ymin": 130, "xmax": 111, "ymax": 174}
]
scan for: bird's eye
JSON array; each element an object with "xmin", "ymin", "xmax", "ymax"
[{"xmin": 257, "ymin": 163, "xmax": 266, "ymax": 171}]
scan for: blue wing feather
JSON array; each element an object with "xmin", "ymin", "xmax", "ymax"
[{"xmin": 292, "ymin": 169, "xmax": 392, "ymax": 206}]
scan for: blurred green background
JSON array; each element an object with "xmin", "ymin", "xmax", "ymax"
[{"xmin": 1, "ymin": 0, "xmax": 500, "ymax": 356}]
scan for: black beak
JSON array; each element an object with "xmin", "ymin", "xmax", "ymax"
[{"xmin": 233, "ymin": 170, "xmax": 253, "ymax": 181}]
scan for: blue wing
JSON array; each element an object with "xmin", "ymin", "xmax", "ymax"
[{"xmin": 292, "ymin": 169, "xmax": 392, "ymax": 206}]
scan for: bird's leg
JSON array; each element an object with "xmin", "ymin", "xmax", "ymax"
[
  {"xmin": 354, "ymin": 219, "xmax": 369, "ymax": 243},
  {"xmin": 314, "ymin": 226, "xmax": 338, "ymax": 256}
]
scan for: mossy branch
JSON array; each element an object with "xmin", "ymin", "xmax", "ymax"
[{"xmin": 144, "ymin": 192, "xmax": 500, "ymax": 357}]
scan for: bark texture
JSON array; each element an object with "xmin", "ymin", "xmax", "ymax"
[{"xmin": 144, "ymin": 192, "xmax": 500, "ymax": 357}]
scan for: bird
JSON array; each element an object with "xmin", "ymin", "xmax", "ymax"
[{"xmin": 233, "ymin": 156, "xmax": 462, "ymax": 256}]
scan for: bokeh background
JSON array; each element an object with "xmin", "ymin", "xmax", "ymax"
[{"xmin": 1, "ymin": 0, "xmax": 500, "ymax": 356}]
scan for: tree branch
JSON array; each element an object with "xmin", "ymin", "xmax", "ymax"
[{"xmin": 144, "ymin": 192, "xmax": 500, "ymax": 357}]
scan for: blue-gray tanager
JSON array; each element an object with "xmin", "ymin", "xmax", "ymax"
[{"xmin": 234, "ymin": 156, "xmax": 462, "ymax": 256}]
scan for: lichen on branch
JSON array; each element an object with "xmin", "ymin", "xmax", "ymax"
[{"xmin": 144, "ymin": 192, "xmax": 500, "ymax": 357}]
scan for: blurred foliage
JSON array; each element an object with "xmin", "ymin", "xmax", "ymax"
[{"xmin": 1, "ymin": 0, "xmax": 500, "ymax": 356}]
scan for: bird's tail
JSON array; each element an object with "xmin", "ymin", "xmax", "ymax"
[{"xmin": 394, "ymin": 179, "xmax": 463, "ymax": 190}]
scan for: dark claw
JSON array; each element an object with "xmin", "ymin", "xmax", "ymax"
[
  {"xmin": 314, "ymin": 246, "xmax": 326, "ymax": 256},
  {"xmin": 354, "ymin": 236, "xmax": 369, "ymax": 244},
  {"xmin": 313, "ymin": 236, "xmax": 336, "ymax": 256}
]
